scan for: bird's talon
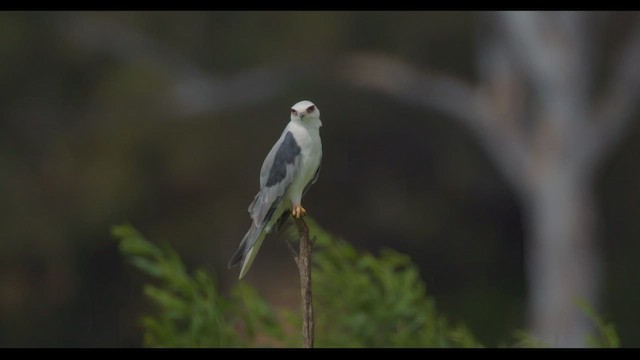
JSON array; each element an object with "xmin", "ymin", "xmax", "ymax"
[{"xmin": 292, "ymin": 205, "xmax": 307, "ymax": 219}]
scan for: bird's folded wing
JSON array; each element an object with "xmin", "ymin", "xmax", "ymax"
[{"xmin": 249, "ymin": 130, "xmax": 302, "ymax": 228}]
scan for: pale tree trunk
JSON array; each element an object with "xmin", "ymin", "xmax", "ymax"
[
  {"xmin": 501, "ymin": 11, "xmax": 598, "ymax": 346},
  {"xmin": 524, "ymin": 166, "xmax": 599, "ymax": 346}
]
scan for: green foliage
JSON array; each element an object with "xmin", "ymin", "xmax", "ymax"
[
  {"xmin": 113, "ymin": 224, "xmax": 239, "ymax": 347},
  {"xmin": 506, "ymin": 302, "xmax": 621, "ymax": 348},
  {"xmin": 113, "ymin": 224, "xmax": 290, "ymax": 347},
  {"xmin": 578, "ymin": 300, "xmax": 620, "ymax": 348},
  {"xmin": 510, "ymin": 330, "xmax": 549, "ymax": 348},
  {"xmin": 113, "ymin": 222, "xmax": 620, "ymax": 348},
  {"xmin": 299, "ymin": 219, "xmax": 480, "ymax": 347}
]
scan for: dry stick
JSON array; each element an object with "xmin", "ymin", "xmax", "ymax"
[{"xmin": 286, "ymin": 216, "xmax": 314, "ymax": 348}]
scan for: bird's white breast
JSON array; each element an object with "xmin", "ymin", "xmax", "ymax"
[{"xmin": 286, "ymin": 121, "xmax": 322, "ymax": 204}]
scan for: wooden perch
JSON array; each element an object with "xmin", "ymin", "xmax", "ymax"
[{"xmin": 286, "ymin": 216, "xmax": 315, "ymax": 348}]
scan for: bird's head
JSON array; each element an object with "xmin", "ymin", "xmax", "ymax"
[{"xmin": 290, "ymin": 100, "xmax": 321, "ymax": 127}]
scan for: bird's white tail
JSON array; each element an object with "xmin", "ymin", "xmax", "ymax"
[
  {"xmin": 228, "ymin": 221, "xmax": 268, "ymax": 279},
  {"xmin": 238, "ymin": 229, "xmax": 267, "ymax": 279}
]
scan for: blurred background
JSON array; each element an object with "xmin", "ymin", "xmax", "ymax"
[{"xmin": 0, "ymin": 11, "xmax": 639, "ymax": 347}]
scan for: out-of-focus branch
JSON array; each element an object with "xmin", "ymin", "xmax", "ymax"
[
  {"xmin": 497, "ymin": 12, "xmax": 591, "ymax": 91},
  {"xmin": 496, "ymin": 12, "xmax": 603, "ymax": 177},
  {"xmin": 54, "ymin": 14, "xmax": 298, "ymax": 118},
  {"xmin": 343, "ymin": 53, "xmax": 529, "ymax": 195},
  {"xmin": 497, "ymin": 12, "xmax": 560, "ymax": 92},
  {"xmin": 476, "ymin": 13, "xmax": 527, "ymax": 146},
  {"xmin": 498, "ymin": 12, "xmax": 592, "ymax": 135}
]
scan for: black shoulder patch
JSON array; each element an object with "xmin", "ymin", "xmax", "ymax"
[{"xmin": 266, "ymin": 132, "xmax": 301, "ymax": 187}]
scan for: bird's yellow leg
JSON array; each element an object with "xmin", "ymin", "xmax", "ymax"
[{"xmin": 292, "ymin": 204, "xmax": 307, "ymax": 219}]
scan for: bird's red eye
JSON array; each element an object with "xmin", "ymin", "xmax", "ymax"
[
  {"xmin": 291, "ymin": 109, "xmax": 298, "ymax": 116},
  {"xmin": 307, "ymin": 105, "xmax": 315, "ymax": 113}
]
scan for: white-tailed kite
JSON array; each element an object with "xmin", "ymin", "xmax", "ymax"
[{"xmin": 228, "ymin": 100, "xmax": 323, "ymax": 279}]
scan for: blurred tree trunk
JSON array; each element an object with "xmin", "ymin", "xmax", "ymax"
[
  {"xmin": 525, "ymin": 165, "xmax": 599, "ymax": 347},
  {"xmin": 345, "ymin": 11, "xmax": 640, "ymax": 347}
]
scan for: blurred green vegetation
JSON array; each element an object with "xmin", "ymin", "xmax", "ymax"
[
  {"xmin": 113, "ymin": 221, "xmax": 481, "ymax": 347},
  {"xmin": 113, "ymin": 221, "xmax": 619, "ymax": 348}
]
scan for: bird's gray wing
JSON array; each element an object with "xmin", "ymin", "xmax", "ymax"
[{"xmin": 249, "ymin": 130, "xmax": 302, "ymax": 227}]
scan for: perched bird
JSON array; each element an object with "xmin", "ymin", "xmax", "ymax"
[{"xmin": 228, "ymin": 100, "xmax": 323, "ymax": 279}]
